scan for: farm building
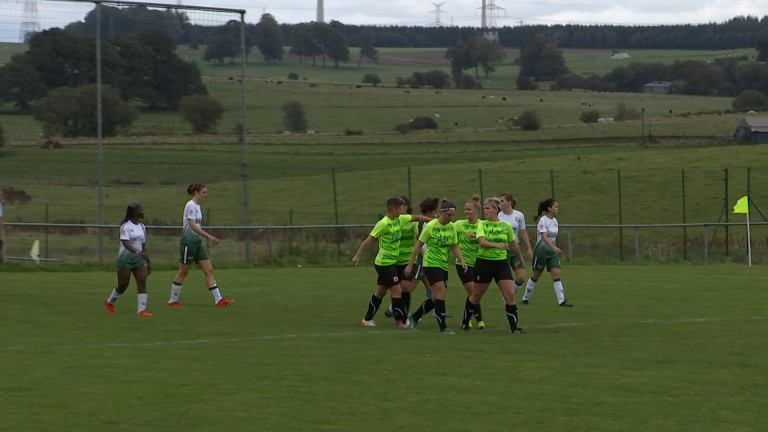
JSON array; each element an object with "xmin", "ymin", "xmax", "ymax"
[
  {"xmin": 643, "ymin": 81, "xmax": 670, "ymax": 94},
  {"xmin": 611, "ymin": 52, "xmax": 631, "ymax": 59},
  {"xmin": 734, "ymin": 117, "xmax": 768, "ymax": 143}
]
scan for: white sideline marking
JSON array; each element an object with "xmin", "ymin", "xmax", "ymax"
[{"xmin": 1, "ymin": 316, "xmax": 766, "ymax": 352}]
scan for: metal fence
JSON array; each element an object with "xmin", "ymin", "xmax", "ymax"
[{"xmin": 2, "ymin": 221, "xmax": 766, "ymax": 266}]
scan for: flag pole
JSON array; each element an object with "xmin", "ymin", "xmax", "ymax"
[{"xmin": 746, "ymin": 210, "xmax": 752, "ymax": 266}]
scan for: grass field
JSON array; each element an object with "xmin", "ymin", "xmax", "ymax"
[{"xmin": 1, "ymin": 264, "xmax": 766, "ymax": 431}]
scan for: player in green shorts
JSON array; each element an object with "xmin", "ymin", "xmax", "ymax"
[
  {"xmin": 352, "ymin": 196, "xmax": 433, "ymax": 327},
  {"xmin": 522, "ymin": 198, "xmax": 572, "ymax": 307},
  {"xmin": 405, "ymin": 199, "xmax": 466, "ymax": 334}
]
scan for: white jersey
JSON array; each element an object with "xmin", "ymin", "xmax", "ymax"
[
  {"xmin": 182, "ymin": 199, "xmax": 203, "ymax": 240},
  {"xmin": 498, "ymin": 209, "xmax": 526, "ymax": 244},
  {"xmin": 535, "ymin": 215, "xmax": 558, "ymax": 249},
  {"xmin": 117, "ymin": 220, "xmax": 146, "ymax": 258}
]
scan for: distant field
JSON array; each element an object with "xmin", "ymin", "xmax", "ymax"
[{"xmin": 1, "ymin": 265, "xmax": 766, "ymax": 431}]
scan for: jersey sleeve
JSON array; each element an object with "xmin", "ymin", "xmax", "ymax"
[
  {"xmin": 451, "ymin": 223, "xmax": 459, "ymax": 245},
  {"xmin": 476, "ymin": 220, "xmax": 486, "ymax": 238},
  {"xmin": 184, "ymin": 203, "xmax": 196, "ymax": 221},
  {"xmin": 369, "ymin": 218, "xmax": 387, "ymax": 238},
  {"xmin": 518, "ymin": 212, "xmax": 526, "ymax": 230},
  {"xmin": 119, "ymin": 223, "xmax": 130, "ymax": 241},
  {"xmin": 537, "ymin": 219, "xmax": 547, "ymax": 234},
  {"xmin": 418, "ymin": 220, "xmax": 433, "ymax": 243},
  {"xmin": 506, "ymin": 222, "xmax": 516, "ymax": 243}
]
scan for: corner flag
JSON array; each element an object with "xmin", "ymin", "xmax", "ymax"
[{"xmin": 733, "ymin": 195, "xmax": 749, "ymax": 214}]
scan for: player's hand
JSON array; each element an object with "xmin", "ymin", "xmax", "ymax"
[
  {"xmin": 461, "ymin": 263, "xmax": 468, "ymax": 273},
  {"xmin": 404, "ymin": 264, "xmax": 413, "ymax": 276},
  {"xmin": 207, "ymin": 235, "xmax": 219, "ymax": 245},
  {"xmin": 351, "ymin": 256, "xmax": 360, "ymax": 266},
  {"xmin": 553, "ymin": 247, "xmax": 562, "ymax": 254}
]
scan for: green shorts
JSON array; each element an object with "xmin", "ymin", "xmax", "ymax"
[
  {"xmin": 531, "ymin": 247, "xmax": 560, "ymax": 272},
  {"xmin": 116, "ymin": 253, "xmax": 147, "ymax": 270},
  {"xmin": 179, "ymin": 238, "xmax": 209, "ymax": 264},
  {"xmin": 507, "ymin": 250, "xmax": 526, "ymax": 270}
]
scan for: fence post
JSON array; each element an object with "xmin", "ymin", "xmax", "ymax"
[
  {"xmin": 331, "ymin": 167, "xmax": 339, "ymax": 226},
  {"xmin": 618, "ymin": 169, "xmax": 623, "ymax": 261},
  {"xmin": 478, "ymin": 168, "xmax": 484, "ymax": 200},
  {"xmin": 407, "ymin": 167, "xmax": 412, "ymax": 202},
  {"xmin": 634, "ymin": 227, "xmax": 639, "ymax": 260},
  {"xmin": 550, "ymin": 170, "xmax": 555, "ymax": 198},
  {"xmin": 44, "ymin": 204, "xmax": 49, "ymax": 259},
  {"xmin": 267, "ymin": 227, "xmax": 274, "ymax": 264},
  {"xmin": 702, "ymin": 225, "xmax": 708, "ymax": 262},
  {"xmin": 566, "ymin": 226, "xmax": 573, "ymax": 261},
  {"xmin": 724, "ymin": 168, "xmax": 729, "ymax": 256},
  {"xmin": 682, "ymin": 169, "xmax": 687, "ymax": 261}
]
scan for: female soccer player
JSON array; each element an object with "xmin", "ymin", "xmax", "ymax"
[
  {"xmin": 459, "ymin": 197, "xmax": 525, "ymax": 333},
  {"xmin": 405, "ymin": 199, "xmax": 466, "ymax": 334},
  {"xmin": 352, "ymin": 197, "xmax": 432, "ymax": 327},
  {"xmin": 522, "ymin": 198, "xmax": 572, "ymax": 307},
  {"xmin": 104, "ymin": 202, "xmax": 152, "ymax": 316},
  {"xmin": 498, "ymin": 193, "xmax": 532, "ymax": 294},
  {"xmin": 453, "ymin": 195, "xmax": 483, "ymax": 328},
  {"xmin": 167, "ymin": 182, "xmax": 234, "ymax": 307}
]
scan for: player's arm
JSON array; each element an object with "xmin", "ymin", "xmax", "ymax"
[
  {"xmin": 539, "ymin": 230, "xmax": 561, "ymax": 254},
  {"xmin": 351, "ymin": 235, "xmax": 374, "ymax": 266},
  {"xmin": 410, "ymin": 214, "xmax": 433, "ymax": 223},
  {"xmin": 405, "ymin": 240, "xmax": 425, "ymax": 276},
  {"xmin": 189, "ymin": 218, "xmax": 218, "ymax": 244},
  {"xmin": 519, "ymin": 229, "xmax": 533, "ymax": 258},
  {"xmin": 477, "ymin": 236, "xmax": 507, "ymax": 250},
  {"xmin": 451, "ymin": 243, "xmax": 467, "ymax": 271}
]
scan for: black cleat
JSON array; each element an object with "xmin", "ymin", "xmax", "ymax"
[
  {"xmin": 511, "ymin": 327, "xmax": 526, "ymax": 334},
  {"xmin": 522, "ymin": 299, "xmax": 529, "ymax": 305},
  {"xmin": 459, "ymin": 323, "xmax": 471, "ymax": 331},
  {"xmin": 558, "ymin": 300, "xmax": 573, "ymax": 307}
]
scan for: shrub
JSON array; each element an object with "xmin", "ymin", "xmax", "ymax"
[
  {"xmin": 409, "ymin": 116, "xmax": 438, "ymax": 130},
  {"xmin": 580, "ymin": 110, "xmax": 601, "ymax": 123},
  {"xmin": 394, "ymin": 123, "xmax": 410, "ymax": 134},
  {"xmin": 179, "ymin": 95, "xmax": 225, "ymax": 134},
  {"xmin": 454, "ymin": 73, "xmax": 479, "ymax": 89},
  {"xmin": 516, "ymin": 74, "xmax": 539, "ymax": 90},
  {"xmin": 33, "ymin": 85, "xmax": 136, "ymax": 137},
  {"xmin": 362, "ymin": 73, "xmax": 382, "ymax": 86},
  {"xmin": 282, "ymin": 100, "xmax": 307, "ymax": 132},
  {"xmin": 518, "ymin": 110, "xmax": 541, "ymax": 131},
  {"xmin": 614, "ymin": 102, "xmax": 641, "ymax": 121},
  {"xmin": 287, "ymin": 72, "xmax": 299, "ymax": 80},
  {"xmin": 406, "ymin": 70, "xmax": 451, "ymax": 89},
  {"xmin": 344, "ymin": 129, "xmax": 363, "ymax": 135},
  {"xmin": 395, "ymin": 77, "xmax": 407, "ymax": 87},
  {"xmin": 732, "ymin": 90, "xmax": 768, "ymax": 111}
]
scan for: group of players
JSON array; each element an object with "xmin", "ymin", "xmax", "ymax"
[
  {"xmin": 352, "ymin": 193, "xmax": 569, "ymax": 334},
  {"xmin": 103, "ymin": 182, "xmax": 234, "ymax": 316}
]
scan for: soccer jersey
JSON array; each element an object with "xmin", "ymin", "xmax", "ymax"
[
  {"xmin": 498, "ymin": 209, "xmax": 526, "ymax": 244},
  {"xmin": 453, "ymin": 219, "xmax": 479, "ymax": 266},
  {"xmin": 370, "ymin": 214, "xmax": 412, "ymax": 266},
  {"xmin": 181, "ymin": 199, "xmax": 203, "ymax": 242},
  {"xmin": 397, "ymin": 220, "xmax": 419, "ymax": 265},
  {"xmin": 476, "ymin": 219, "xmax": 516, "ymax": 261},
  {"xmin": 419, "ymin": 219, "xmax": 458, "ymax": 271},
  {"xmin": 117, "ymin": 220, "xmax": 146, "ymax": 259},
  {"xmin": 535, "ymin": 215, "xmax": 558, "ymax": 249}
]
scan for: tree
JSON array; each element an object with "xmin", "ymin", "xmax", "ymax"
[
  {"xmin": 282, "ymin": 101, "xmax": 307, "ymax": 132},
  {"xmin": 204, "ymin": 20, "xmax": 253, "ymax": 64},
  {"xmin": 756, "ymin": 29, "xmax": 768, "ymax": 62},
  {"xmin": 289, "ymin": 23, "xmax": 322, "ymax": 65},
  {"xmin": 669, "ymin": 60, "xmax": 723, "ymax": 95},
  {"xmin": 33, "ymin": 85, "xmax": 137, "ymax": 137},
  {"xmin": 732, "ymin": 90, "xmax": 768, "ymax": 111},
  {"xmin": 362, "ymin": 73, "xmax": 382, "ymax": 86},
  {"xmin": 0, "ymin": 62, "xmax": 47, "ymax": 112},
  {"xmin": 519, "ymin": 33, "xmax": 568, "ymax": 80},
  {"xmin": 255, "ymin": 13, "xmax": 284, "ymax": 62},
  {"xmin": 358, "ymin": 29, "xmax": 379, "ymax": 66},
  {"xmin": 325, "ymin": 21, "xmax": 350, "ymax": 68},
  {"xmin": 445, "ymin": 36, "xmax": 505, "ymax": 79},
  {"xmin": 179, "ymin": 95, "xmax": 225, "ymax": 133}
]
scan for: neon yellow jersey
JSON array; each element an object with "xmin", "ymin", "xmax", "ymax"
[
  {"xmin": 453, "ymin": 219, "xmax": 479, "ymax": 266},
  {"xmin": 419, "ymin": 219, "xmax": 458, "ymax": 270},
  {"xmin": 370, "ymin": 214, "xmax": 412, "ymax": 266},
  {"xmin": 476, "ymin": 219, "xmax": 515, "ymax": 261},
  {"xmin": 397, "ymin": 220, "xmax": 418, "ymax": 265}
]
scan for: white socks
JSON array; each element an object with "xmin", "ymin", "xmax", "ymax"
[
  {"xmin": 554, "ymin": 279, "xmax": 565, "ymax": 304},
  {"xmin": 107, "ymin": 288, "xmax": 121, "ymax": 304},
  {"xmin": 523, "ymin": 278, "xmax": 536, "ymax": 301},
  {"xmin": 169, "ymin": 282, "xmax": 182, "ymax": 303},
  {"xmin": 137, "ymin": 293, "xmax": 148, "ymax": 312},
  {"xmin": 209, "ymin": 283, "xmax": 223, "ymax": 303}
]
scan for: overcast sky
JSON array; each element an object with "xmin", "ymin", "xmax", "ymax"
[{"xmin": 2, "ymin": 0, "xmax": 768, "ymax": 43}]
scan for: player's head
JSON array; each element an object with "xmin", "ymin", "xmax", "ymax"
[
  {"xmin": 187, "ymin": 182, "xmax": 207, "ymax": 197},
  {"xmin": 386, "ymin": 196, "xmax": 406, "ymax": 212},
  {"xmin": 499, "ymin": 193, "xmax": 515, "ymax": 210},
  {"xmin": 536, "ymin": 198, "xmax": 557, "ymax": 220},
  {"xmin": 438, "ymin": 199, "xmax": 456, "ymax": 222},
  {"xmin": 122, "ymin": 201, "xmax": 144, "ymax": 223},
  {"xmin": 464, "ymin": 194, "xmax": 481, "ymax": 219},
  {"xmin": 398, "ymin": 195, "xmax": 413, "ymax": 214},
  {"xmin": 419, "ymin": 197, "xmax": 440, "ymax": 216},
  {"xmin": 483, "ymin": 196, "xmax": 502, "ymax": 219}
]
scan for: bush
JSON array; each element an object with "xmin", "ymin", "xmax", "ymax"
[
  {"xmin": 614, "ymin": 102, "xmax": 642, "ymax": 121},
  {"xmin": 179, "ymin": 95, "xmax": 225, "ymax": 134},
  {"xmin": 406, "ymin": 70, "xmax": 451, "ymax": 89},
  {"xmin": 287, "ymin": 72, "xmax": 299, "ymax": 80},
  {"xmin": 282, "ymin": 100, "xmax": 307, "ymax": 132},
  {"xmin": 409, "ymin": 116, "xmax": 438, "ymax": 130},
  {"xmin": 362, "ymin": 73, "xmax": 382, "ymax": 86},
  {"xmin": 33, "ymin": 85, "xmax": 136, "ymax": 137},
  {"xmin": 518, "ymin": 110, "xmax": 541, "ymax": 131},
  {"xmin": 732, "ymin": 90, "xmax": 768, "ymax": 111},
  {"xmin": 516, "ymin": 74, "xmax": 539, "ymax": 90},
  {"xmin": 394, "ymin": 123, "xmax": 410, "ymax": 134},
  {"xmin": 395, "ymin": 77, "xmax": 406, "ymax": 87},
  {"xmin": 580, "ymin": 110, "xmax": 601, "ymax": 123},
  {"xmin": 454, "ymin": 73, "xmax": 479, "ymax": 89}
]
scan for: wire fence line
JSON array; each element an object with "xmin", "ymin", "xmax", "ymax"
[{"xmin": 2, "ymin": 221, "xmax": 765, "ymax": 266}]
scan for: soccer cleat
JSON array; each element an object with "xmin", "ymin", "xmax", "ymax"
[
  {"xmin": 459, "ymin": 323, "xmax": 470, "ymax": 331},
  {"xmin": 468, "ymin": 320, "xmax": 473, "ymax": 328},
  {"xmin": 104, "ymin": 299, "xmax": 115, "ymax": 314},
  {"xmin": 477, "ymin": 320, "xmax": 486, "ymax": 329},
  {"xmin": 136, "ymin": 310, "xmax": 153, "ymax": 317},
  {"xmin": 394, "ymin": 320, "xmax": 409, "ymax": 328},
  {"xmin": 215, "ymin": 298, "xmax": 234, "ymax": 307},
  {"xmin": 407, "ymin": 314, "xmax": 419, "ymax": 330},
  {"xmin": 558, "ymin": 300, "xmax": 573, "ymax": 307},
  {"xmin": 360, "ymin": 319, "xmax": 377, "ymax": 327},
  {"xmin": 441, "ymin": 328, "xmax": 456, "ymax": 334},
  {"xmin": 522, "ymin": 299, "xmax": 529, "ymax": 305},
  {"xmin": 510, "ymin": 327, "xmax": 526, "ymax": 334},
  {"xmin": 167, "ymin": 301, "xmax": 181, "ymax": 307},
  {"xmin": 384, "ymin": 305, "xmax": 394, "ymax": 318}
]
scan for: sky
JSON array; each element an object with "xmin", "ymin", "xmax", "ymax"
[{"xmin": 2, "ymin": 0, "xmax": 768, "ymax": 43}]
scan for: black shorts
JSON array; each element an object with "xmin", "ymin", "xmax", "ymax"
[
  {"xmin": 375, "ymin": 264, "xmax": 400, "ymax": 288},
  {"xmin": 474, "ymin": 258, "xmax": 513, "ymax": 284},
  {"xmin": 396, "ymin": 263, "xmax": 422, "ymax": 282},
  {"xmin": 455, "ymin": 264, "xmax": 475, "ymax": 284},
  {"xmin": 423, "ymin": 267, "xmax": 448, "ymax": 286}
]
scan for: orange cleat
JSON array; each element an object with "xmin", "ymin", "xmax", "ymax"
[
  {"xmin": 136, "ymin": 310, "xmax": 153, "ymax": 317},
  {"xmin": 215, "ymin": 298, "xmax": 234, "ymax": 307},
  {"xmin": 167, "ymin": 301, "xmax": 181, "ymax": 307},
  {"xmin": 104, "ymin": 299, "xmax": 115, "ymax": 314}
]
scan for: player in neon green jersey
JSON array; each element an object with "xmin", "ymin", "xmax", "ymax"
[
  {"xmin": 498, "ymin": 193, "xmax": 533, "ymax": 294},
  {"xmin": 522, "ymin": 198, "xmax": 573, "ymax": 307},
  {"xmin": 459, "ymin": 197, "xmax": 525, "ymax": 333},
  {"xmin": 352, "ymin": 197, "xmax": 433, "ymax": 327},
  {"xmin": 406, "ymin": 199, "xmax": 466, "ymax": 334},
  {"xmin": 453, "ymin": 195, "xmax": 483, "ymax": 328}
]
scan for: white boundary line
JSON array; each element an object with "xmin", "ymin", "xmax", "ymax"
[{"xmin": 1, "ymin": 315, "xmax": 766, "ymax": 352}]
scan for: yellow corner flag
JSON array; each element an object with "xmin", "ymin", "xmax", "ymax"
[
  {"xmin": 733, "ymin": 196, "xmax": 749, "ymax": 214},
  {"xmin": 29, "ymin": 239, "xmax": 40, "ymax": 264}
]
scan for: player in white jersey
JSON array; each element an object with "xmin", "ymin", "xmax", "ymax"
[
  {"xmin": 104, "ymin": 202, "xmax": 153, "ymax": 316},
  {"xmin": 167, "ymin": 182, "xmax": 234, "ymax": 307},
  {"xmin": 522, "ymin": 198, "xmax": 572, "ymax": 307},
  {"xmin": 498, "ymin": 193, "xmax": 532, "ymax": 294}
]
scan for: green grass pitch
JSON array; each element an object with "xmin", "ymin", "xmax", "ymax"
[{"xmin": 1, "ymin": 264, "xmax": 767, "ymax": 431}]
